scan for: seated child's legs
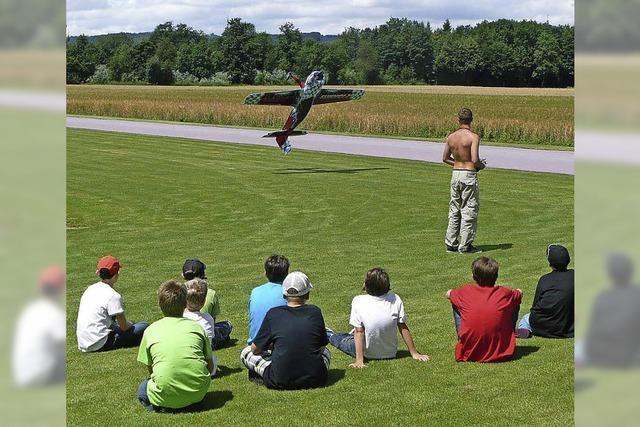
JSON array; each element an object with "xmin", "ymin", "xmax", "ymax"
[
  {"xmin": 213, "ymin": 320, "xmax": 233, "ymax": 348},
  {"xmin": 321, "ymin": 347, "xmax": 332, "ymax": 369},
  {"xmin": 328, "ymin": 332, "xmax": 357, "ymax": 358},
  {"xmin": 137, "ymin": 379, "xmax": 155, "ymax": 412},
  {"xmin": 240, "ymin": 345, "xmax": 272, "ymax": 378},
  {"xmin": 452, "ymin": 306, "xmax": 462, "ymax": 336},
  {"xmin": 114, "ymin": 321, "xmax": 150, "ymax": 349},
  {"xmin": 516, "ymin": 313, "xmax": 532, "ymax": 338}
]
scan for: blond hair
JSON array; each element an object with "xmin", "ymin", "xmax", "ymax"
[{"xmin": 184, "ymin": 278, "xmax": 208, "ymax": 311}]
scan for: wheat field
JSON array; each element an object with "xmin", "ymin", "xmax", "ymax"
[{"xmin": 67, "ymin": 85, "xmax": 574, "ymax": 146}]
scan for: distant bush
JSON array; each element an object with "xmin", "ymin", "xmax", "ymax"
[
  {"xmin": 173, "ymin": 70, "xmax": 200, "ymax": 85},
  {"xmin": 254, "ymin": 69, "xmax": 290, "ymax": 85},
  {"xmin": 87, "ymin": 65, "xmax": 112, "ymax": 84}
]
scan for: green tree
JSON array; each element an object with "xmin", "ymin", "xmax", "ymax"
[
  {"xmin": 177, "ymin": 40, "xmax": 214, "ymax": 78},
  {"xmin": 108, "ymin": 44, "xmax": 135, "ymax": 81},
  {"xmin": 218, "ymin": 18, "xmax": 262, "ymax": 83},
  {"xmin": 295, "ymin": 39, "xmax": 323, "ymax": 77},
  {"xmin": 66, "ymin": 35, "xmax": 97, "ymax": 83},
  {"xmin": 275, "ymin": 22, "xmax": 303, "ymax": 71},
  {"xmin": 532, "ymin": 31, "xmax": 561, "ymax": 87},
  {"xmin": 146, "ymin": 55, "xmax": 174, "ymax": 85}
]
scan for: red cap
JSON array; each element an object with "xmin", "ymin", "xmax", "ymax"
[
  {"xmin": 96, "ymin": 255, "xmax": 121, "ymax": 275},
  {"xmin": 38, "ymin": 265, "xmax": 66, "ymax": 290}
]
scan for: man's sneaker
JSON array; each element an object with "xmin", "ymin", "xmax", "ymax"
[
  {"xmin": 458, "ymin": 244, "xmax": 482, "ymax": 254},
  {"xmin": 282, "ymin": 142, "xmax": 292, "ymax": 155},
  {"xmin": 325, "ymin": 327, "xmax": 335, "ymax": 339},
  {"xmin": 446, "ymin": 245, "xmax": 459, "ymax": 253}
]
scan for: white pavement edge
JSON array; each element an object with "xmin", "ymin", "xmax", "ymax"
[{"xmin": 66, "ymin": 116, "xmax": 574, "ymax": 175}]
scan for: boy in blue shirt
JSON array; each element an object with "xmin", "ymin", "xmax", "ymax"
[{"xmin": 247, "ymin": 255, "xmax": 289, "ymax": 344}]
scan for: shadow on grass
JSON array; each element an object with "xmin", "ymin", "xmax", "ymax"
[
  {"xmin": 476, "ymin": 243, "xmax": 513, "ymax": 252},
  {"xmin": 395, "ymin": 350, "xmax": 412, "ymax": 360},
  {"xmin": 326, "ymin": 369, "xmax": 346, "ymax": 386},
  {"xmin": 511, "ymin": 345, "xmax": 540, "ymax": 361},
  {"xmin": 273, "ymin": 167, "xmax": 390, "ymax": 175},
  {"xmin": 214, "ymin": 338, "xmax": 239, "ymax": 350},
  {"xmin": 161, "ymin": 391, "xmax": 234, "ymax": 413},
  {"xmin": 214, "ymin": 365, "xmax": 243, "ymax": 379}
]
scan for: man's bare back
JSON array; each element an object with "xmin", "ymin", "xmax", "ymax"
[{"xmin": 442, "ymin": 127, "xmax": 485, "ymax": 171}]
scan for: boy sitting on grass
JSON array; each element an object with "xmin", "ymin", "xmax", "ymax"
[
  {"xmin": 240, "ymin": 271, "xmax": 331, "ymax": 389},
  {"xmin": 183, "ymin": 278, "xmax": 218, "ymax": 376},
  {"xmin": 182, "ymin": 258, "xmax": 233, "ymax": 348},
  {"xmin": 137, "ymin": 280, "xmax": 214, "ymax": 412},
  {"xmin": 516, "ymin": 244, "xmax": 574, "ymax": 338},
  {"xmin": 446, "ymin": 257, "xmax": 522, "ymax": 362},
  {"xmin": 76, "ymin": 255, "xmax": 149, "ymax": 352},
  {"xmin": 326, "ymin": 267, "xmax": 430, "ymax": 368}
]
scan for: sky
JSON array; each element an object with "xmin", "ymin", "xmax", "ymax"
[{"xmin": 67, "ymin": 0, "xmax": 574, "ymax": 36}]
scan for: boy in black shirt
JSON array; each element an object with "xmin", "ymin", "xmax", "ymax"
[
  {"xmin": 240, "ymin": 271, "xmax": 331, "ymax": 389},
  {"xmin": 516, "ymin": 244, "xmax": 574, "ymax": 338}
]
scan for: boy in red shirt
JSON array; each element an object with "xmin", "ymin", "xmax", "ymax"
[{"xmin": 446, "ymin": 257, "xmax": 523, "ymax": 362}]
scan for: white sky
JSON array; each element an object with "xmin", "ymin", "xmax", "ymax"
[{"xmin": 67, "ymin": 0, "xmax": 574, "ymax": 36}]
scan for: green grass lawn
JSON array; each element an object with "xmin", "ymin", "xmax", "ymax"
[{"xmin": 67, "ymin": 129, "xmax": 574, "ymax": 426}]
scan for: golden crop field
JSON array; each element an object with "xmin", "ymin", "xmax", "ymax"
[{"xmin": 67, "ymin": 84, "xmax": 574, "ymax": 146}]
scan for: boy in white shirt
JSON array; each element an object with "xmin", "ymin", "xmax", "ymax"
[
  {"xmin": 326, "ymin": 268, "xmax": 430, "ymax": 368},
  {"xmin": 76, "ymin": 255, "xmax": 149, "ymax": 352},
  {"xmin": 183, "ymin": 278, "xmax": 218, "ymax": 376}
]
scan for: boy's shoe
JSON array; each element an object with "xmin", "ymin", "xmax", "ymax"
[
  {"xmin": 446, "ymin": 245, "xmax": 459, "ymax": 253},
  {"xmin": 282, "ymin": 142, "xmax": 292, "ymax": 155},
  {"xmin": 248, "ymin": 370, "xmax": 264, "ymax": 386},
  {"xmin": 459, "ymin": 244, "xmax": 482, "ymax": 254},
  {"xmin": 515, "ymin": 328, "xmax": 531, "ymax": 339},
  {"xmin": 325, "ymin": 327, "xmax": 335, "ymax": 339}
]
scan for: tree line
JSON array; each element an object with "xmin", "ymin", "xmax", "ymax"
[{"xmin": 67, "ymin": 18, "xmax": 574, "ymax": 87}]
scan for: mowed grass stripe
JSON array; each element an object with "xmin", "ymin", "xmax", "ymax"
[
  {"xmin": 67, "ymin": 129, "xmax": 573, "ymax": 426},
  {"xmin": 67, "ymin": 85, "xmax": 574, "ymax": 147}
]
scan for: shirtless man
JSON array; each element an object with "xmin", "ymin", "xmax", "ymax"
[{"xmin": 442, "ymin": 107, "xmax": 486, "ymax": 253}]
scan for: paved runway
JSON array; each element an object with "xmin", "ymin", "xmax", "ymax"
[{"xmin": 67, "ymin": 116, "xmax": 574, "ymax": 175}]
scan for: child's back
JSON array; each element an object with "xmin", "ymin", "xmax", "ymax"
[
  {"xmin": 450, "ymin": 283, "xmax": 521, "ymax": 362},
  {"xmin": 183, "ymin": 310, "xmax": 215, "ymax": 346},
  {"xmin": 137, "ymin": 317, "xmax": 211, "ymax": 409},
  {"xmin": 350, "ymin": 291, "xmax": 405, "ymax": 359}
]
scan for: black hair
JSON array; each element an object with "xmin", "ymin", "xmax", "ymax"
[
  {"xmin": 98, "ymin": 268, "xmax": 115, "ymax": 280},
  {"xmin": 265, "ymin": 255, "xmax": 290, "ymax": 283}
]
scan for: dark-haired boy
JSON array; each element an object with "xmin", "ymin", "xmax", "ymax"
[
  {"xmin": 181, "ymin": 259, "xmax": 233, "ymax": 348},
  {"xmin": 137, "ymin": 280, "xmax": 213, "ymax": 411},
  {"xmin": 240, "ymin": 271, "xmax": 331, "ymax": 390},
  {"xmin": 327, "ymin": 268, "xmax": 429, "ymax": 368},
  {"xmin": 446, "ymin": 257, "xmax": 522, "ymax": 362},
  {"xmin": 247, "ymin": 255, "xmax": 289, "ymax": 345},
  {"xmin": 516, "ymin": 244, "xmax": 574, "ymax": 338},
  {"xmin": 76, "ymin": 256, "xmax": 149, "ymax": 352}
]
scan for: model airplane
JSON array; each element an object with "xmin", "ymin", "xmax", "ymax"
[{"xmin": 244, "ymin": 70, "xmax": 365, "ymax": 154}]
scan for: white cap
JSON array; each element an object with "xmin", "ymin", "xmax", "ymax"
[{"xmin": 282, "ymin": 271, "xmax": 313, "ymax": 297}]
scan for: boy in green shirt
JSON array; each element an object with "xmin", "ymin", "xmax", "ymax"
[{"xmin": 137, "ymin": 280, "xmax": 214, "ymax": 411}]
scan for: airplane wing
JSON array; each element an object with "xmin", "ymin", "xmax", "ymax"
[
  {"xmin": 314, "ymin": 88, "xmax": 365, "ymax": 105},
  {"xmin": 244, "ymin": 89, "xmax": 301, "ymax": 106}
]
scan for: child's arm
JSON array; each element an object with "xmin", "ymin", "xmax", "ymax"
[
  {"xmin": 398, "ymin": 323, "xmax": 430, "ymax": 362},
  {"xmin": 349, "ymin": 327, "xmax": 367, "ymax": 369},
  {"xmin": 445, "ymin": 289, "xmax": 452, "ymax": 299},
  {"xmin": 114, "ymin": 313, "xmax": 132, "ymax": 331}
]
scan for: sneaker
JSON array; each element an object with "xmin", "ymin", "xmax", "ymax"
[
  {"xmin": 515, "ymin": 328, "xmax": 531, "ymax": 339},
  {"xmin": 458, "ymin": 244, "xmax": 482, "ymax": 254},
  {"xmin": 446, "ymin": 245, "xmax": 458, "ymax": 253},
  {"xmin": 325, "ymin": 327, "xmax": 335, "ymax": 339},
  {"xmin": 282, "ymin": 142, "xmax": 292, "ymax": 155}
]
